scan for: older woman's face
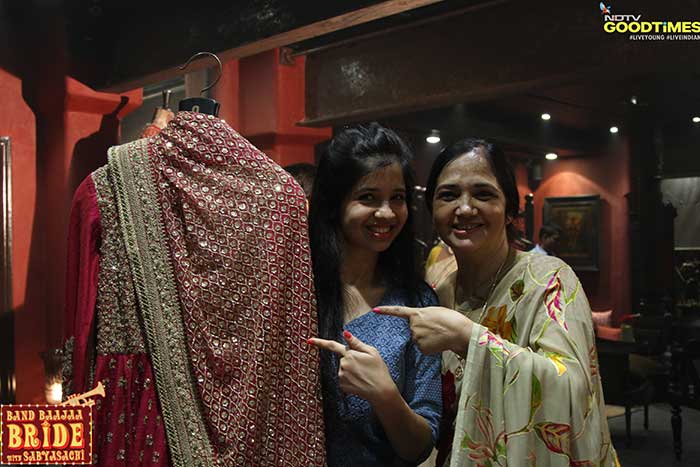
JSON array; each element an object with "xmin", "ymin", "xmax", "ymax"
[{"xmin": 432, "ymin": 149, "xmax": 509, "ymax": 260}]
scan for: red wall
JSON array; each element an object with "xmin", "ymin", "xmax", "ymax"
[
  {"xmin": 212, "ymin": 60, "xmax": 241, "ymax": 129},
  {"xmin": 238, "ymin": 50, "xmax": 331, "ymax": 165},
  {"xmin": 2, "ymin": 66, "xmax": 142, "ymax": 402},
  {"xmin": 0, "ymin": 68, "xmax": 40, "ymax": 401},
  {"xmin": 520, "ymin": 141, "xmax": 631, "ymax": 321}
]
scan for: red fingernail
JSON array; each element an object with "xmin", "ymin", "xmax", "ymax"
[
  {"xmin": 306, "ymin": 338, "xmax": 314, "ymax": 345},
  {"xmin": 372, "ymin": 307, "xmax": 381, "ymax": 313},
  {"xmin": 343, "ymin": 330, "xmax": 352, "ymax": 340}
]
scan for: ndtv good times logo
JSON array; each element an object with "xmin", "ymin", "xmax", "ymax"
[{"xmin": 599, "ymin": 2, "xmax": 700, "ymax": 40}]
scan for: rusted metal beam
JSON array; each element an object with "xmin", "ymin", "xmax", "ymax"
[{"xmin": 303, "ymin": 1, "xmax": 700, "ymax": 126}]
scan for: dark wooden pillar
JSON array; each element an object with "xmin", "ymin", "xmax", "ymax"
[
  {"xmin": 628, "ymin": 108, "xmax": 687, "ymax": 459},
  {"xmin": 524, "ymin": 193, "xmax": 534, "ymax": 242},
  {"xmin": 0, "ymin": 312, "xmax": 14, "ymax": 403},
  {"xmin": 627, "ymin": 111, "xmax": 674, "ymax": 313}
]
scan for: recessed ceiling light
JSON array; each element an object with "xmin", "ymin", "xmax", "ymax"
[
  {"xmin": 692, "ymin": 116, "xmax": 700, "ymax": 123},
  {"xmin": 541, "ymin": 113, "xmax": 551, "ymax": 121},
  {"xmin": 609, "ymin": 126, "xmax": 619, "ymax": 134},
  {"xmin": 545, "ymin": 152, "xmax": 558, "ymax": 160},
  {"xmin": 426, "ymin": 130, "xmax": 441, "ymax": 144}
]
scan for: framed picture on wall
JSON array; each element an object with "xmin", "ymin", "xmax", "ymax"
[{"xmin": 543, "ymin": 194, "xmax": 600, "ymax": 272}]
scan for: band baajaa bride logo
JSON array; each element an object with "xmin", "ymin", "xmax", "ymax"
[
  {"xmin": 0, "ymin": 383, "xmax": 104, "ymax": 465},
  {"xmin": 599, "ymin": 2, "xmax": 700, "ymax": 40}
]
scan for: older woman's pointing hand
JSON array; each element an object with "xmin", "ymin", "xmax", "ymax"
[{"xmin": 373, "ymin": 306, "xmax": 474, "ymax": 357}]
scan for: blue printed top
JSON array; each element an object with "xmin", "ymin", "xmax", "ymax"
[{"xmin": 326, "ymin": 282, "xmax": 442, "ymax": 467}]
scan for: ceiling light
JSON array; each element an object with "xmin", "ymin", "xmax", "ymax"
[
  {"xmin": 545, "ymin": 152, "xmax": 558, "ymax": 160},
  {"xmin": 426, "ymin": 130, "xmax": 441, "ymax": 144},
  {"xmin": 692, "ymin": 116, "xmax": 700, "ymax": 123},
  {"xmin": 630, "ymin": 96, "xmax": 638, "ymax": 105},
  {"xmin": 541, "ymin": 113, "xmax": 551, "ymax": 121},
  {"xmin": 609, "ymin": 126, "xmax": 619, "ymax": 134}
]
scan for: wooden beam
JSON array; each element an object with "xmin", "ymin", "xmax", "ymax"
[
  {"xmin": 291, "ymin": 0, "xmax": 512, "ymax": 57},
  {"xmin": 99, "ymin": 0, "xmax": 444, "ymax": 92}
]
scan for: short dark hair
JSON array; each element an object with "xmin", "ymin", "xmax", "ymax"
[
  {"xmin": 539, "ymin": 223, "xmax": 561, "ymax": 239},
  {"xmin": 283, "ymin": 163, "xmax": 316, "ymax": 199},
  {"xmin": 425, "ymin": 137, "xmax": 522, "ymax": 242}
]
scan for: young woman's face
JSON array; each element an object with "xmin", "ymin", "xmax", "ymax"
[
  {"xmin": 340, "ymin": 161, "xmax": 408, "ymax": 255},
  {"xmin": 432, "ymin": 149, "xmax": 510, "ymax": 260}
]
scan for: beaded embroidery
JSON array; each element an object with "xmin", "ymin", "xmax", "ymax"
[
  {"xmin": 60, "ymin": 336, "xmax": 74, "ymax": 399},
  {"xmin": 93, "ymin": 166, "xmax": 147, "ymax": 354},
  {"xmin": 105, "ymin": 112, "xmax": 325, "ymax": 466}
]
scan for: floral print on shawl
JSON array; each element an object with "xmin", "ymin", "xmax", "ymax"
[{"xmin": 437, "ymin": 252, "xmax": 618, "ymax": 467}]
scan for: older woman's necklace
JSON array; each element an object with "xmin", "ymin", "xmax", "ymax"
[
  {"xmin": 452, "ymin": 249, "xmax": 511, "ymax": 380},
  {"xmin": 457, "ymin": 248, "xmax": 511, "ymax": 319},
  {"xmin": 477, "ymin": 251, "xmax": 510, "ymax": 322}
]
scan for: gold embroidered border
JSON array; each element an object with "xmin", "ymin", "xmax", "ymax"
[
  {"xmin": 108, "ymin": 140, "xmax": 215, "ymax": 467},
  {"xmin": 92, "ymin": 166, "xmax": 146, "ymax": 355}
]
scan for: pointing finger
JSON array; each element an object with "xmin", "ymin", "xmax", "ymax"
[
  {"xmin": 343, "ymin": 330, "xmax": 374, "ymax": 354},
  {"xmin": 372, "ymin": 306, "xmax": 415, "ymax": 319},
  {"xmin": 307, "ymin": 337, "xmax": 347, "ymax": 356}
]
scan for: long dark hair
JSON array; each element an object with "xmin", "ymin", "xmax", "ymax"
[
  {"xmin": 424, "ymin": 137, "xmax": 522, "ymax": 242},
  {"xmin": 309, "ymin": 122, "xmax": 419, "ymax": 428}
]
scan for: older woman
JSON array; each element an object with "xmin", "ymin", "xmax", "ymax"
[{"xmin": 376, "ymin": 138, "xmax": 618, "ymax": 466}]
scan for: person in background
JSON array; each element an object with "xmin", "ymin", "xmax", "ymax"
[
  {"xmin": 284, "ymin": 162, "xmax": 317, "ymax": 200},
  {"xmin": 531, "ymin": 223, "xmax": 561, "ymax": 256},
  {"xmin": 141, "ymin": 90, "xmax": 175, "ymax": 138},
  {"xmin": 425, "ymin": 240, "xmax": 457, "ymax": 289},
  {"xmin": 307, "ymin": 123, "xmax": 442, "ymax": 467},
  {"xmin": 376, "ymin": 138, "xmax": 617, "ymax": 466}
]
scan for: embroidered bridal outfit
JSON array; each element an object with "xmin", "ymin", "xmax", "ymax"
[{"xmin": 62, "ymin": 112, "xmax": 326, "ymax": 466}]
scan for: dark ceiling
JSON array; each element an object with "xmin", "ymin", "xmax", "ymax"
[
  {"xmin": 4, "ymin": 1, "xmax": 699, "ymax": 162},
  {"xmin": 59, "ymin": 0, "xmax": 481, "ymax": 90},
  {"xmin": 379, "ymin": 72, "xmax": 700, "ymax": 161},
  {"xmin": 492, "ymin": 75, "xmax": 700, "ymax": 130}
]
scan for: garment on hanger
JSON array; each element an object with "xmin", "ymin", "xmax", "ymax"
[
  {"xmin": 62, "ymin": 111, "xmax": 326, "ymax": 467},
  {"xmin": 141, "ymin": 89, "xmax": 176, "ymax": 138},
  {"xmin": 141, "ymin": 108, "xmax": 175, "ymax": 138}
]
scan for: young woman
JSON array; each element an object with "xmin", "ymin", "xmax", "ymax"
[
  {"xmin": 307, "ymin": 123, "xmax": 441, "ymax": 466},
  {"xmin": 376, "ymin": 139, "xmax": 618, "ymax": 466}
]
